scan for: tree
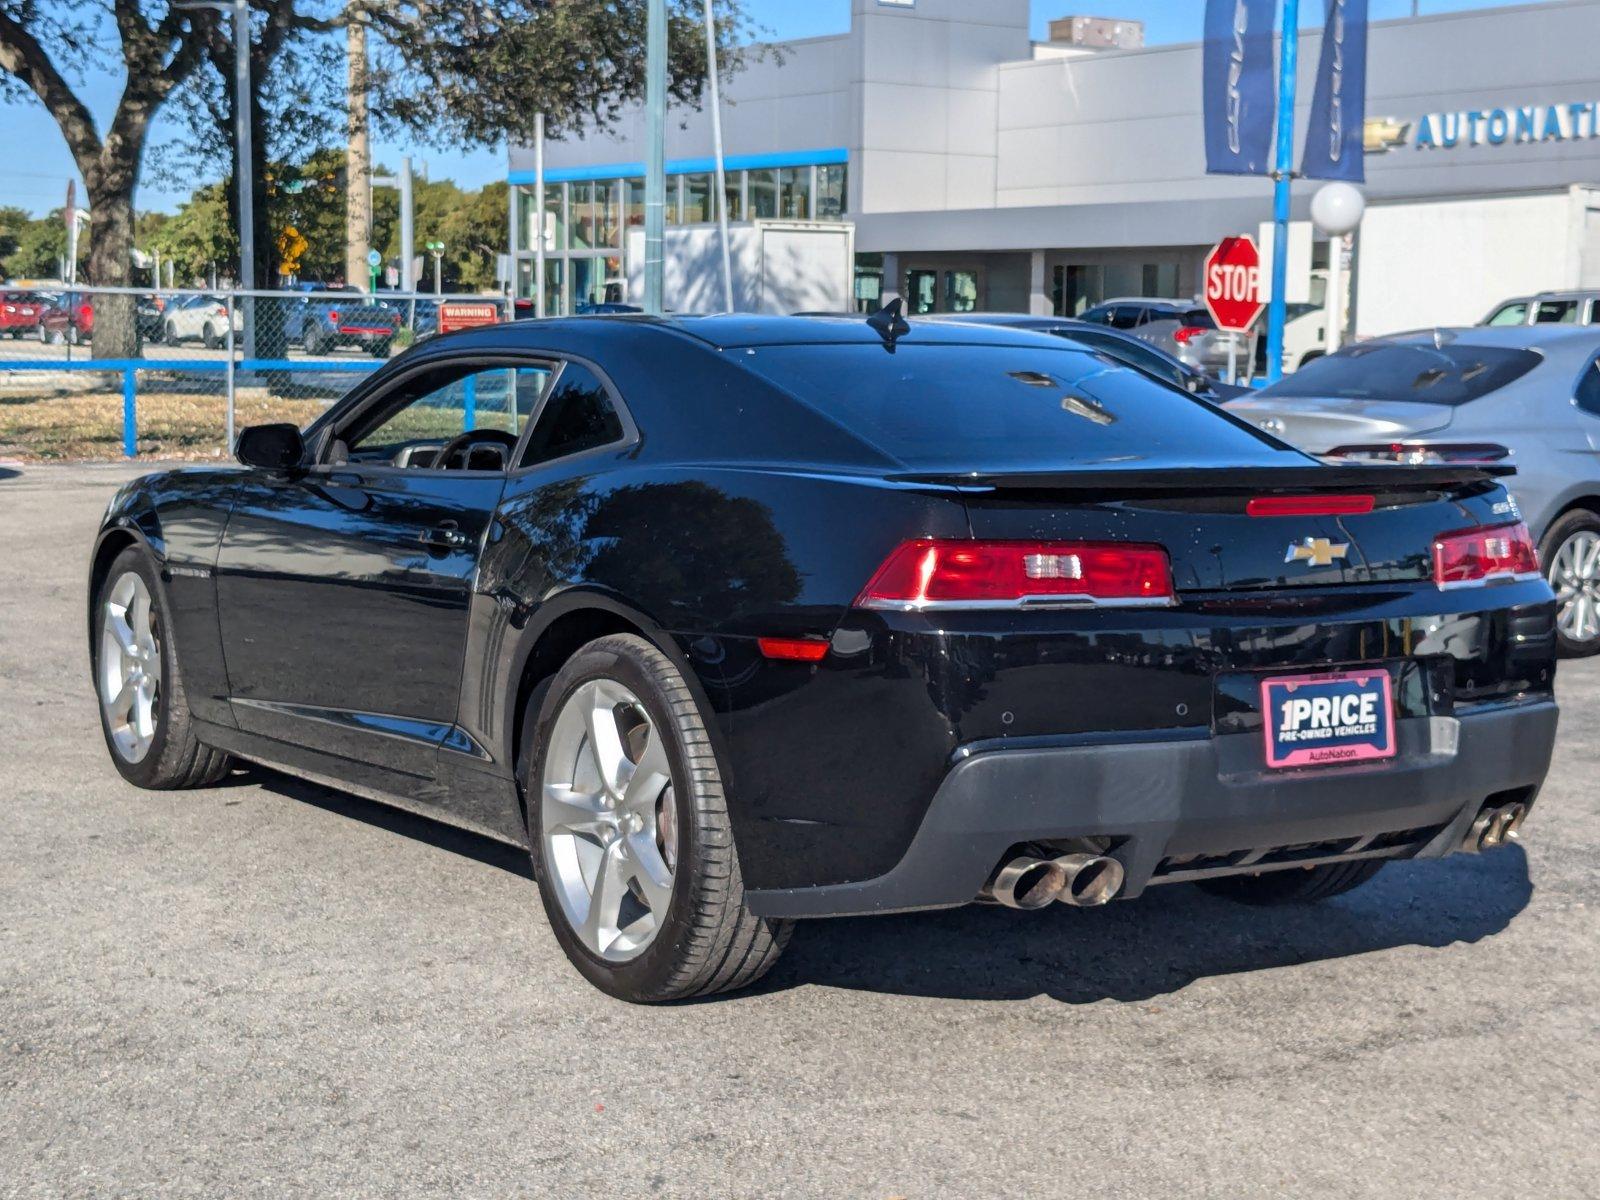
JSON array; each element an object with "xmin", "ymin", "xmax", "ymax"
[
  {"xmin": 0, "ymin": 204, "xmax": 30, "ymax": 264},
  {"xmin": 143, "ymin": 185, "xmax": 237, "ymax": 285},
  {"xmin": 3, "ymin": 0, "xmax": 755, "ymax": 354},
  {"xmin": 167, "ymin": 0, "xmax": 758, "ymax": 304},
  {"xmin": 2, "ymin": 208, "xmax": 81, "ymax": 280},
  {"xmin": 0, "ymin": 2, "xmax": 211, "ymax": 352}
]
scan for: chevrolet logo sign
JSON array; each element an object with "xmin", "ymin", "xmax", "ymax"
[
  {"xmin": 1285, "ymin": 537, "xmax": 1350, "ymax": 567},
  {"xmin": 1363, "ymin": 117, "xmax": 1411, "ymax": 154}
]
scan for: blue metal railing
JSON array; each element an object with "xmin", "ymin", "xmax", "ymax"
[{"xmin": 0, "ymin": 358, "xmax": 382, "ymax": 458}]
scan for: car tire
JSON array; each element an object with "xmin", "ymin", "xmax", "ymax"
[
  {"xmin": 1540, "ymin": 508, "xmax": 1600, "ymax": 658},
  {"xmin": 165, "ymin": 321, "xmax": 179, "ymax": 345},
  {"xmin": 1196, "ymin": 860, "xmax": 1383, "ymax": 905},
  {"xmin": 202, "ymin": 323, "xmax": 219, "ymax": 350},
  {"xmin": 303, "ymin": 326, "xmax": 325, "ymax": 356},
  {"xmin": 523, "ymin": 633, "xmax": 792, "ymax": 1003},
  {"xmin": 92, "ymin": 546, "xmax": 233, "ymax": 790}
]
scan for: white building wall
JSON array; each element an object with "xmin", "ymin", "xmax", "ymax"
[{"xmin": 1354, "ymin": 192, "xmax": 1578, "ymax": 337}]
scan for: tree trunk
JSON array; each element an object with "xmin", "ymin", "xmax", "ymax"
[{"xmin": 83, "ymin": 179, "xmax": 139, "ymax": 358}]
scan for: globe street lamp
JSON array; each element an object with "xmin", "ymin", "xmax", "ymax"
[{"xmin": 1310, "ymin": 182, "xmax": 1367, "ymax": 356}]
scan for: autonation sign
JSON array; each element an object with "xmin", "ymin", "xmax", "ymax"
[{"xmin": 1407, "ymin": 100, "xmax": 1600, "ymax": 149}]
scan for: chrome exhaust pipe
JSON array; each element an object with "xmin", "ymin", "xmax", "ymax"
[
  {"xmin": 1461, "ymin": 809, "xmax": 1494, "ymax": 853},
  {"xmin": 987, "ymin": 856, "xmax": 1067, "ymax": 910},
  {"xmin": 1502, "ymin": 803, "xmax": 1529, "ymax": 843},
  {"xmin": 1479, "ymin": 807, "xmax": 1512, "ymax": 851},
  {"xmin": 1051, "ymin": 853, "xmax": 1125, "ymax": 907}
]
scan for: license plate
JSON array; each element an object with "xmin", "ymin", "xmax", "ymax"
[{"xmin": 1260, "ymin": 670, "xmax": 1395, "ymax": 770}]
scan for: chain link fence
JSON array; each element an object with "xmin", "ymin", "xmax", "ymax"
[{"xmin": 0, "ymin": 285, "xmax": 514, "ymax": 461}]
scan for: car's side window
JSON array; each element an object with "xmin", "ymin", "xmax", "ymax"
[
  {"xmin": 518, "ymin": 363, "xmax": 626, "ymax": 468},
  {"xmin": 1576, "ymin": 357, "xmax": 1600, "ymax": 418},
  {"xmin": 1108, "ymin": 305, "xmax": 1145, "ymax": 330},
  {"xmin": 1587, "ymin": 301, "xmax": 1600, "ymax": 326},
  {"xmin": 338, "ymin": 363, "xmax": 553, "ymax": 469},
  {"xmin": 1486, "ymin": 302, "xmax": 1528, "ymax": 326},
  {"xmin": 1535, "ymin": 299, "xmax": 1578, "ymax": 324}
]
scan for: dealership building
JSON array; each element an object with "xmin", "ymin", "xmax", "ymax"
[{"xmin": 507, "ymin": 0, "xmax": 1600, "ymax": 338}]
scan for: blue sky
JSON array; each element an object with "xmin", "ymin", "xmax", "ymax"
[{"xmin": 0, "ymin": 0, "xmax": 1559, "ymax": 215}]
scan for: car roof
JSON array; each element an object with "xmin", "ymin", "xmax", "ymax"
[
  {"xmin": 1095, "ymin": 296, "xmax": 1197, "ymax": 309},
  {"xmin": 1374, "ymin": 325, "xmax": 1600, "ymax": 349},
  {"xmin": 515, "ymin": 312, "xmax": 1085, "ymax": 352}
]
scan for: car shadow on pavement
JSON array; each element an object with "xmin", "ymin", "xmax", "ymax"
[
  {"xmin": 759, "ymin": 850, "xmax": 1534, "ymax": 1005},
  {"xmin": 239, "ymin": 763, "xmax": 1531, "ymax": 1006},
  {"xmin": 245, "ymin": 765, "xmax": 534, "ymax": 880},
  {"xmin": 0, "ymin": 465, "xmax": 20, "ymax": 482}
]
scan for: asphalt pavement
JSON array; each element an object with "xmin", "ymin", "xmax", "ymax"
[{"xmin": 3, "ymin": 461, "xmax": 1597, "ymax": 1199}]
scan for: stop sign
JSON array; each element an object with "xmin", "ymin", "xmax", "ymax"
[{"xmin": 1204, "ymin": 236, "xmax": 1265, "ymax": 332}]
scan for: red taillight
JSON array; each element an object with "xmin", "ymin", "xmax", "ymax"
[
  {"xmin": 1246, "ymin": 494, "xmax": 1376, "ymax": 518},
  {"xmin": 1432, "ymin": 522, "xmax": 1540, "ymax": 589},
  {"xmin": 328, "ymin": 309, "xmax": 340, "ymax": 322},
  {"xmin": 855, "ymin": 539, "xmax": 1174, "ymax": 610},
  {"xmin": 1172, "ymin": 325, "xmax": 1209, "ymax": 345},
  {"xmin": 757, "ymin": 637, "xmax": 830, "ymax": 662}
]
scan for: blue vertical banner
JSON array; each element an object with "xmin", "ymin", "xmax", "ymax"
[
  {"xmin": 1203, "ymin": 0, "xmax": 1279, "ymax": 176},
  {"xmin": 1302, "ymin": 0, "xmax": 1369, "ymax": 181}
]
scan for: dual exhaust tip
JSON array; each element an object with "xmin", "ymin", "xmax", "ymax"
[
  {"xmin": 1462, "ymin": 801, "xmax": 1529, "ymax": 853},
  {"xmin": 988, "ymin": 852, "xmax": 1125, "ymax": 910}
]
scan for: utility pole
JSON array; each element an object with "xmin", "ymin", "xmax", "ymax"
[
  {"xmin": 345, "ymin": 12, "xmax": 371, "ymax": 289},
  {"xmin": 643, "ymin": 0, "xmax": 667, "ymax": 315},
  {"xmin": 704, "ymin": 0, "xmax": 734, "ymax": 312},
  {"xmin": 534, "ymin": 112, "xmax": 546, "ymax": 317},
  {"xmin": 1263, "ymin": 0, "xmax": 1301, "ymax": 384},
  {"xmin": 372, "ymin": 157, "xmax": 415, "ymax": 292}
]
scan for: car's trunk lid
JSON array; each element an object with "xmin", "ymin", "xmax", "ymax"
[
  {"xmin": 1222, "ymin": 394, "xmax": 1455, "ymax": 454},
  {"xmin": 899, "ymin": 463, "xmax": 1507, "ymax": 592}
]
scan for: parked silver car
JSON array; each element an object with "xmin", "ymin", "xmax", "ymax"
[
  {"xmin": 1226, "ymin": 326, "xmax": 1600, "ymax": 656},
  {"xmin": 1482, "ymin": 290, "xmax": 1600, "ymax": 327},
  {"xmin": 1078, "ymin": 297, "xmax": 1256, "ymax": 380}
]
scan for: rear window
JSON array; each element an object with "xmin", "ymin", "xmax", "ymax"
[
  {"xmin": 1260, "ymin": 342, "xmax": 1541, "ymax": 406},
  {"xmin": 739, "ymin": 343, "xmax": 1286, "ymax": 471}
]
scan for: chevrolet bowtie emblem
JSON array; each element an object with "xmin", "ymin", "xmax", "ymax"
[{"xmin": 1285, "ymin": 537, "xmax": 1350, "ymax": 567}]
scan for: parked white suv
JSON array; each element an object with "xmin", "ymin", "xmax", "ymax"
[{"xmin": 1482, "ymin": 291, "xmax": 1600, "ymax": 327}]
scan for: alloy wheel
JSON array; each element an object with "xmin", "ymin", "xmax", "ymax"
[
  {"xmin": 1550, "ymin": 529, "xmax": 1600, "ymax": 645},
  {"xmin": 540, "ymin": 678, "xmax": 678, "ymax": 963},
  {"xmin": 98, "ymin": 571, "xmax": 162, "ymax": 763}
]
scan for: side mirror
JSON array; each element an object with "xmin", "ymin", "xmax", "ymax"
[{"xmin": 236, "ymin": 423, "xmax": 306, "ymax": 471}]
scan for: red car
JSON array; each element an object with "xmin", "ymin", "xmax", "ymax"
[
  {"xmin": 38, "ymin": 293, "xmax": 93, "ymax": 345},
  {"xmin": 0, "ymin": 291, "xmax": 48, "ymax": 338}
]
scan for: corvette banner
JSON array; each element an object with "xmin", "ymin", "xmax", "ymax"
[
  {"xmin": 1302, "ymin": 0, "xmax": 1370, "ymax": 181},
  {"xmin": 1202, "ymin": 0, "xmax": 1278, "ymax": 176}
]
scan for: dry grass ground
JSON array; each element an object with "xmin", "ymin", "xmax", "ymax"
[{"xmin": 0, "ymin": 383, "xmax": 327, "ymax": 461}]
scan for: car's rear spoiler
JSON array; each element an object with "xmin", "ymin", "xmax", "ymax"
[{"xmin": 884, "ymin": 463, "xmax": 1514, "ymax": 495}]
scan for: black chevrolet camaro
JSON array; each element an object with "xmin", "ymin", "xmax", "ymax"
[{"xmin": 89, "ymin": 313, "xmax": 1560, "ymax": 1002}]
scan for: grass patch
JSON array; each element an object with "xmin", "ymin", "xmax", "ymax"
[{"xmin": 0, "ymin": 382, "xmax": 327, "ymax": 462}]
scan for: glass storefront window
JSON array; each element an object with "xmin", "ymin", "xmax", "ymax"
[
  {"xmin": 748, "ymin": 169, "xmax": 778, "ymax": 219},
  {"xmin": 778, "ymin": 168, "xmax": 811, "ymax": 220},
  {"xmin": 569, "ymin": 181, "xmax": 597, "ymax": 250},
  {"xmin": 817, "ymin": 164, "xmax": 847, "ymax": 219},
  {"xmin": 625, "ymin": 178, "xmax": 645, "ymax": 230},
  {"xmin": 724, "ymin": 173, "xmax": 743, "ymax": 222},
  {"xmin": 1142, "ymin": 262, "xmax": 1179, "ymax": 297},
  {"xmin": 542, "ymin": 183, "xmax": 566, "ymax": 254},
  {"xmin": 908, "ymin": 270, "xmax": 938, "ymax": 316},
  {"xmin": 683, "ymin": 174, "xmax": 712, "ymax": 224},
  {"xmin": 944, "ymin": 270, "xmax": 978, "ymax": 313},
  {"xmin": 1052, "ymin": 264, "xmax": 1102, "ymax": 317},
  {"xmin": 570, "ymin": 256, "xmax": 625, "ymax": 310},
  {"xmin": 600, "ymin": 180, "xmax": 622, "ymax": 248}
]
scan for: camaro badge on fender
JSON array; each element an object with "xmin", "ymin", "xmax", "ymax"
[{"xmin": 1285, "ymin": 537, "xmax": 1350, "ymax": 567}]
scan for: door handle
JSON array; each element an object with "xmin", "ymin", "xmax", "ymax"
[{"xmin": 419, "ymin": 521, "xmax": 471, "ymax": 549}]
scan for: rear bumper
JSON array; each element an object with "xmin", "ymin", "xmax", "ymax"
[{"xmin": 745, "ymin": 698, "xmax": 1557, "ymax": 919}]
